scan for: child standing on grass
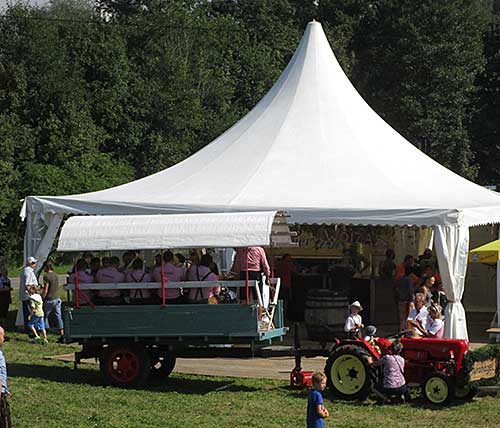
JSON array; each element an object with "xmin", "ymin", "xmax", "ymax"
[
  {"xmin": 27, "ymin": 286, "xmax": 48, "ymax": 344},
  {"xmin": 307, "ymin": 371, "xmax": 329, "ymax": 428}
]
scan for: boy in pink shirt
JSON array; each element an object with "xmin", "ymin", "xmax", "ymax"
[
  {"xmin": 186, "ymin": 254, "xmax": 220, "ymax": 303},
  {"xmin": 151, "ymin": 251, "xmax": 185, "ymax": 302},
  {"xmin": 125, "ymin": 258, "xmax": 153, "ymax": 303},
  {"xmin": 68, "ymin": 259, "xmax": 94, "ymax": 305},
  {"xmin": 96, "ymin": 256, "xmax": 125, "ymax": 304}
]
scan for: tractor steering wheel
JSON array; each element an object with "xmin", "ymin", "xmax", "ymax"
[{"xmin": 386, "ymin": 329, "xmax": 412, "ymax": 340}]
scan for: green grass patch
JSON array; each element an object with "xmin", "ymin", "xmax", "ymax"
[
  {"xmin": 8, "ymin": 263, "xmax": 72, "ymax": 278},
  {"xmin": 2, "ymin": 292, "xmax": 499, "ymax": 427}
]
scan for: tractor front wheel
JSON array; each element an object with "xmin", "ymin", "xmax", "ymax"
[
  {"xmin": 100, "ymin": 344, "xmax": 151, "ymax": 388},
  {"xmin": 422, "ymin": 372, "xmax": 454, "ymax": 404},
  {"xmin": 324, "ymin": 345, "xmax": 378, "ymax": 400}
]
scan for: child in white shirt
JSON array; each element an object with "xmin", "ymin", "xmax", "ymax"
[
  {"xmin": 28, "ymin": 285, "xmax": 48, "ymax": 344},
  {"xmin": 344, "ymin": 300, "xmax": 364, "ymax": 337}
]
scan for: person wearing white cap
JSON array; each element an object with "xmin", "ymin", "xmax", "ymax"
[
  {"xmin": 19, "ymin": 257, "xmax": 38, "ymax": 332},
  {"xmin": 344, "ymin": 300, "xmax": 364, "ymax": 337}
]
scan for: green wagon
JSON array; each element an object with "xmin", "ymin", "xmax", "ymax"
[{"xmin": 58, "ymin": 211, "xmax": 294, "ymax": 387}]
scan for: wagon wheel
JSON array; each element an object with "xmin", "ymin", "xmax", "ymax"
[
  {"xmin": 100, "ymin": 344, "xmax": 150, "ymax": 388},
  {"xmin": 324, "ymin": 345, "xmax": 378, "ymax": 400},
  {"xmin": 422, "ymin": 372, "xmax": 454, "ymax": 404},
  {"xmin": 149, "ymin": 351, "xmax": 176, "ymax": 380}
]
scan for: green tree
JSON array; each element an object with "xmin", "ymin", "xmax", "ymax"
[
  {"xmin": 469, "ymin": 2, "xmax": 500, "ymax": 185},
  {"xmin": 348, "ymin": 0, "xmax": 489, "ymax": 180}
]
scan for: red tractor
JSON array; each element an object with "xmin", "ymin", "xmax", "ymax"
[{"xmin": 324, "ymin": 332, "xmax": 475, "ymax": 404}]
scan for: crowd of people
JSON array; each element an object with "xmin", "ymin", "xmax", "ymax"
[
  {"xmin": 67, "ymin": 250, "xmax": 222, "ymax": 306},
  {"xmin": 380, "ymin": 248, "xmax": 448, "ymax": 337}
]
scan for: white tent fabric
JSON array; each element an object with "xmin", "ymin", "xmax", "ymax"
[
  {"xmin": 434, "ymin": 225, "xmax": 470, "ymax": 340},
  {"xmin": 20, "ymin": 21, "xmax": 500, "ymax": 229},
  {"xmin": 57, "ymin": 211, "xmax": 278, "ymax": 251},
  {"xmin": 19, "ymin": 21, "xmax": 500, "ymax": 338}
]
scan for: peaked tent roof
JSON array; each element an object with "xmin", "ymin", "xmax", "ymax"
[{"xmin": 22, "ymin": 21, "xmax": 500, "ymax": 227}]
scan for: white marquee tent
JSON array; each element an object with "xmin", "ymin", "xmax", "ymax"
[{"xmin": 21, "ymin": 21, "xmax": 500, "ymax": 339}]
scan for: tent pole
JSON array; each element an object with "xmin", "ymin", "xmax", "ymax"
[
  {"xmin": 161, "ymin": 252, "xmax": 166, "ymax": 306},
  {"xmin": 245, "ymin": 248, "xmax": 249, "ymax": 304},
  {"xmin": 270, "ymin": 247, "xmax": 274, "ymax": 278},
  {"xmin": 74, "ymin": 258, "xmax": 79, "ymax": 309}
]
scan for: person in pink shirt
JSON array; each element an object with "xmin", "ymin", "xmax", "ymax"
[
  {"xmin": 96, "ymin": 256, "xmax": 125, "ymax": 304},
  {"xmin": 151, "ymin": 250, "xmax": 185, "ymax": 303},
  {"xmin": 186, "ymin": 251, "xmax": 200, "ymax": 280},
  {"xmin": 68, "ymin": 259, "xmax": 94, "ymax": 305},
  {"xmin": 186, "ymin": 254, "xmax": 220, "ymax": 303},
  {"xmin": 125, "ymin": 258, "xmax": 153, "ymax": 304},
  {"xmin": 230, "ymin": 246, "xmax": 271, "ymax": 300}
]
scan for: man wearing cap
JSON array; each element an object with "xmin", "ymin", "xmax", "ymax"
[{"xmin": 19, "ymin": 257, "xmax": 38, "ymax": 332}]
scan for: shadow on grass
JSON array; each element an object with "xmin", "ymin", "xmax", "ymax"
[
  {"xmin": 9, "ymin": 363, "xmax": 259, "ymax": 395},
  {"xmin": 280, "ymin": 386, "xmax": 473, "ymax": 409},
  {"xmin": 9, "ymin": 362, "xmax": 102, "ymax": 386}
]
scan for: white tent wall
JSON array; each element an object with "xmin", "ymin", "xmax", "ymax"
[
  {"xmin": 17, "ymin": 209, "xmax": 63, "ymax": 327},
  {"xmin": 19, "ymin": 21, "xmax": 500, "ymax": 339},
  {"xmin": 434, "ymin": 225, "xmax": 470, "ymax": 340}
]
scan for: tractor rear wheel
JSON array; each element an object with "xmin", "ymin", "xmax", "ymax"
[
  {"xmin": 100, "ymin": 344, "xmax": 151, "ymax": 388},
  {"xmin": 325, "ymin": 345, "xmax": 378, "ymax": 400},
  {"xmin": 149, "ymin": 351, "xmax": 176, "ymax": 380},
  {"xmin": 422, "ymin": 372, "xmax": 454, "ymax": 404}
]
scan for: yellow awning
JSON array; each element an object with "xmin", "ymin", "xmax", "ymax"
[{"xmin": 468, "ymin": 239, "xmax": 500, "ymax": 264}]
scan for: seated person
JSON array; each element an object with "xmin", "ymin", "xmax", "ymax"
[
  {"xmin": 151, "ymin": 250, "xmax": 185, "ymax": 303},
  {"xmin": 120, "ymin": 250, "xmax": 137, "ymax": 273},
  {"xmin": 125, "ymin": 258, "xmax": 153, "ymax": 303},
  {"xmin": 369, "ymin": 340, "xmax": 408, "ymax": 404},
  {"xmin": 418, "ymin": 275, "xmax": 434, "ymax": 307},
  {"xmin": 407, "ymin": 293, "xmax": 429, "ymax": 337},
  {"xmin": 364, "ymin": 325, "xmax": 381, "ymax": 354},
  {"xmin": 90, "ymin": 257, "xmax": 101, "ymax": 282},
  {"xmin": 96, "ymin": 256, "xmax": 125, "ymax": 304},
  {"xmin": 344, "ymin": 301, "xmax": 364, "ymax": 338},
  {"xmin": 186, "ymin": 254, "xmax": 220, "ymax": 303},
  {"xmin": 68, "ymin": 259, "xmax": 94, "ymax": 305},
  {"xmin": 411, "ymin": 304, "xmax": 444, "ymax": 338},
  {"xmin": 186, "ymin": 251, "xmax": 200, "ymax": 277},
  {"xmin": 431, "ymin": 283, "xmax": 448, "ymax": 315}
]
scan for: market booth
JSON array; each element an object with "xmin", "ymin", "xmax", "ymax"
[{"xmin": 20, "ymin": 21, "xmax": 500, "ymax": 339}]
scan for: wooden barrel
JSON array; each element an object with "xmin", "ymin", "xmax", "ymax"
[{"xmin": 305, "ymin": 289, "xmax": 348, "ymax": 343}]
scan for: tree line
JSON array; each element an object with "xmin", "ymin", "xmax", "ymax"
[{"xmin": 1, "ymin": 0, "xmax": 500, "ymax": 263}]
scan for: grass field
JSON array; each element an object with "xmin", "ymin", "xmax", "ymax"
[
  {"xmin": 2, "ymin": 297, "xmax": 499, "ymax": 427},
  {"xmin": 8, "ymin": 263, "xmax": 72, "ymax": 278}
]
